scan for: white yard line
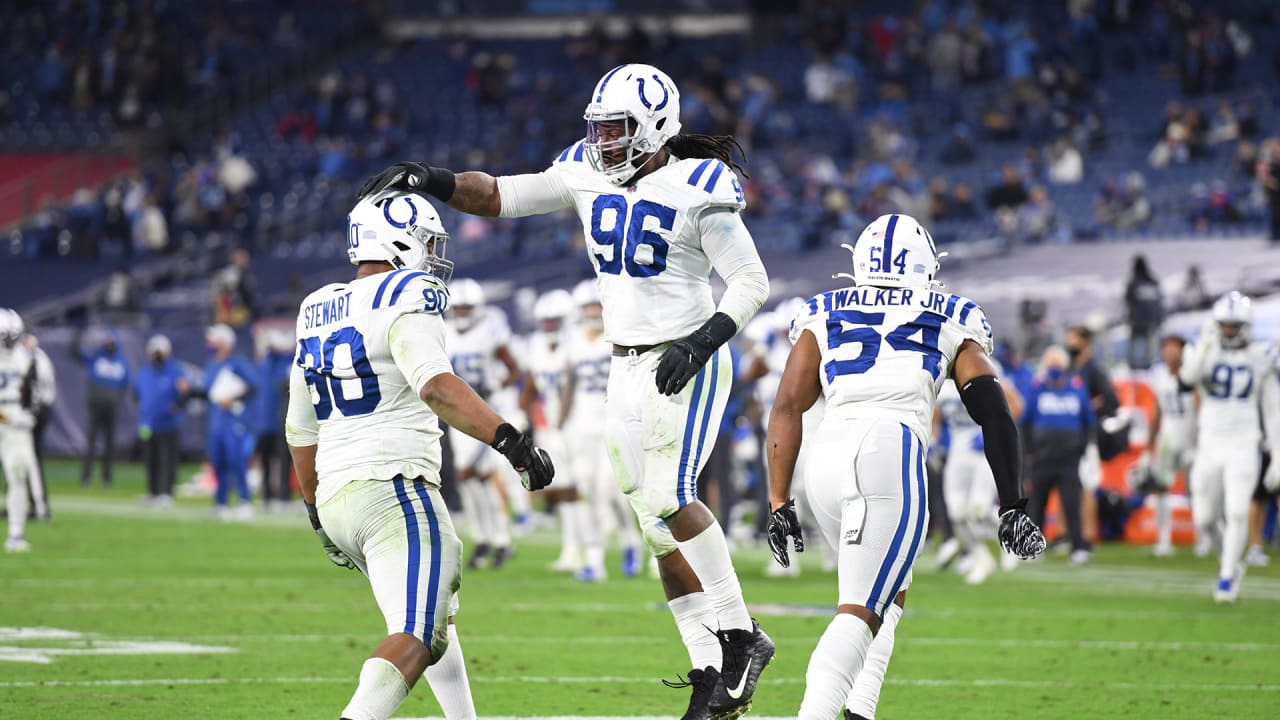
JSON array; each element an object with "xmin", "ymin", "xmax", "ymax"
[{"xmin": 3, "ymin": 675, "xmax": 1278, "ymax": 692}]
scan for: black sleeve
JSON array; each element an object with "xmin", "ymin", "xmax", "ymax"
[
  {"xmin": 960, "ymin": 375, "xmax": 1024, "ymax": 509},
  {"xmin": 1091, "ymin": 364, "xmax": 1120, "ymax": 416}
]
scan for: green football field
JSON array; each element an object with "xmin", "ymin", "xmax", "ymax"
[{"xmin": 3, "ymin": 460, "xmax": 1278, "ymax": 720}]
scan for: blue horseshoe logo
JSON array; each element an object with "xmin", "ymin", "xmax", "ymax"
[
  {"xmin": 636, "ymin": 74, "xmax": 669, "ymax": 112},
  {"xmin": 383, "ymin": 196, "xmax": 418, "ymax": 229}
]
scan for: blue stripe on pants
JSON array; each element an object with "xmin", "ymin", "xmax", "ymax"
[
  {"xmin": 688, "ymin": 350, "xmax": 721, "ymax": 503},
  {"xmin": 866, "ymin": 425, "xmax": 914, "ymax": 614},
  {"xmin": 675, "ymin": 365, "xmax": 708, "ymax": 507},
  {"xmin": 411, "ymin": 481, "xmax": 443, "ymax": 635},
  {"xmin": 393, "ymin": 477, "xmax": 421, "ymax": 636},
  {"xmin": 884, "ymin": 435, "xmax": 928, "ymax": 607}
]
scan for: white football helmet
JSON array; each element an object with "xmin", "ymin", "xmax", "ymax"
[
  {"xmin": 534, "ymin": 289, "xmax": 573, "ymax": 334},
  {"xmin": 347, "ymin": 191, "xmax": 453, "ymax": 282},
  {"xmin": 583, "ymin": 64, "xmax": 682, "ymax": 186},
  {"xmin": 1212, "ymin": 291, "xmax": 1252, "ymax": 348},
  {"xmin": 840, "ymin": 214, "xmax": 940, "ymax": 290},
  {"xmin": 572, "ymin": 279, "xmax": 604, "ymax": 332},
  {"xmin": 450, "ymin": 278, "xmax": 485, "ymax": 332},
  {"xmin": 0, "ymin": 309, "xmax": 20, "ymax": 348}
]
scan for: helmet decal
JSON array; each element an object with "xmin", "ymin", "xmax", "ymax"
[
  {"xmin": 594, "ymin": 64, "xmax": 626, "ymax": 102},
  {"xmin": 637, "ymin": 74, "xmax": 669, "ymax": 112},
  {"xmin": 382, "ymin": 196, "xmax": 418, "ymax": 229}
]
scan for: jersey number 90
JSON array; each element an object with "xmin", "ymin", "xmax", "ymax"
[
  {"xmin": 297, "ymin": 327, "xmax": 382, "ymax": 419},
  {"xmin": 590, "ymin": 195, "xmax": 675, "ymax": 278}
]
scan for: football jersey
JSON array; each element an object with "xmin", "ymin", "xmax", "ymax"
[
  {"xmin": 292, "ymin": 268, "xmax": 452, "ymax": 502},
  {"xmin": 1150, "ymin": 364, "xmax": 1196, "ymax": 449},
  {"xmin": 547, "ymin": 143, "xmax": 747, "ymax": 345},
  {"xmin": 1180, "ymin": 341, "xmax": 1276, "ymax": 444},
  {"xmin": 0, "ymin": 345, "xmax": 35, "ymax": 427},
  {"xmin": 791, "ymin": 286, "xmax": 994, "ymax": 444},
  {"xmin": 937, "ymin": 380, "xmax": 982, "ymax": 453},
  {"xmin": 566, "ymin": 328, "xmax": 612, "ymax": 427},
  {"xmin": 528, "ymin": 331, "xmax": 570, "ymax": 429},
  {"xmin": 445, "ymin": 309, "xmax": 512, "ymax": 400}
]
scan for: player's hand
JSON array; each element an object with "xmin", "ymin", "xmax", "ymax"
[
  {"xmin": 306, "ymin": 502, "xmax": 355, "ymax": 570},
  {"xmin": 356, "ymin": 161, "xmax": 432, "ymax": 200},
  {"xmin": 655, "ymin": 314, "xmax": 737, "ymax": 396},
  {"xmin": 491, "ymin": 422, "xmax": 554, "ymax": 491},
  {"xmin": 767, "ymin": 499, "xmax": 805, "ymax": 568},
  {"xmin": 998, "ymin": 499, "xmax": 1046, "ymax": 560}
]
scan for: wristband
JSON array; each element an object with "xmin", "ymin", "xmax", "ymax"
[
  {"xmin": 305, "ymin": 502, "xmax": 322, "ymax": 531},
  {"xmin": 423, "ymin": 165, "xmax": 456, "ymax": 202}
]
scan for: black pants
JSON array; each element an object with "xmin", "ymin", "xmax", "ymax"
[
  {"xmin": 1027, "ymin": 463, "xmax": 1089, "ymax": 551},
  {"xmin": 257, "ymin": 432, "xmax": 293, "ymax": 502},
  {"xmin": 928, "ymin": 452, "xmax": 954, "ymax": 541},
  {"xmin": 144, "ymin": 430, "xmax": 180, "ymax": 497},
  {"xmin": 82, "ymin": 397, "xmax": 118, "ymax": 485},
  {"xmin": 29, "ymin": 406, "xmax": 51, "ymax": 512}
]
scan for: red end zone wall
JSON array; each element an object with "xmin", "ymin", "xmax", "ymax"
[{"xmin": 0, "ymin": 154, "xmax": 136, "ymax": 228}]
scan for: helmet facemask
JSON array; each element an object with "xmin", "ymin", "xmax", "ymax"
[
  {"xmin": 408, "ymin": 224, "xmax": 454, "ymax": 283},
  {"xmin": 583, "ymin": 112, "xmax": 659, "ymax": 186}
]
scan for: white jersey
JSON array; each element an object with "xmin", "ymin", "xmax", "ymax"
[
  {"xmin": 287, "ymin": 268, "xmax": 454, "ymax": 503},
  {"xmin": 1150, "ymin": 364, "xmax": 1196, "ymax": 450},
  {"xmin": 0, "ymin": 345, "xmax": 36, "ymax": 430},
  {"xmin": 791, "ymin": 286, "xmax": 994, "ymax": 444},
  {"xmin": 511, "ymin": 145, "xmax": 750, "ymax": 345},
  {"xmin": 1180, "ymin": 341, "xmax": 1278, "ymax": 445},
  {"xmin": 528, "ymin": 332, "xmax": 570, "ymax": 429},
  {"xmin": 566, "ymin": 328, "xmax": 611, "ymax": 428},
  {"xmin": 445, "ymin": 310, "xmax": 511, "ymax": 400}
]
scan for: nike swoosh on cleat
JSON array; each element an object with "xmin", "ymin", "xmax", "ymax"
[{"xmin": 725, "ymin": 658, "xmax": 752, "ymax": 700}]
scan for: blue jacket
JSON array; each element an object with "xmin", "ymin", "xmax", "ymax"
[
  {"xmin": 203, "ymin": 354, "xmax": 260, "ymax": 434},
  {"xmin": 82, "ymin": 346, "xmax": 131, "ymax": 391},
  {"xmin": 1022, "ymin": 376, "xmax": 1096, "ymax": 469},
  {"xmin": 252, "ymin": 350, "xmax": 294, "ymax": 435},
  {"xmin": 135, "ymin": 359, "xmax": 187, "ymax": 433}
]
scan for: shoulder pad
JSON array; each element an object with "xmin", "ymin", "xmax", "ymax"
[
  {"xmin": 553, "ymin": 139, "xmax": 589, "ymax": 167},
  {"xmin": 679, "ymin": 158, "xmax": 746, "ymax": 211},
  {"xmin": 946, "ymin": 293, "xmax": 994, "ymax": 355},
  {"xmin": 787, "ymin": 293, "xmax": 828, "ymax": 345},
  {"xmin": 371, "ymin": 270, "xmax": 450, "ymax": 315}
]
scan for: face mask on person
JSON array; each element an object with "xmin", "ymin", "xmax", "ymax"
[{"xmin": 1045, "ymin": 366, "xmax": 1067, "ymax": 384}]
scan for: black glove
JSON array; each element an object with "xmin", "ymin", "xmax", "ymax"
[
  {"xmin": 306, "ymin": 502, "xmax": 355, "ymax": 570},
  {"xmin": 355, "ymin": 161, "xmax": 456, "ymax": 202},
  {"xmin": 767, "ymin": 499, "xmax": 805, "ymax": 568},
  {"xmin": 998, "ymin": 498, "xmax": 1046, "ymax": 560},
  {"xmin": 655, "ymin": 313, "xmax": 737, "ymax": 396},
  {"xmin": 491, "ymin": 422, "xmax": 554, "ymax": 491}
]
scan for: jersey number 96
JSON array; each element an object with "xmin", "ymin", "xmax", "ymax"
[
  {"xmin": 297, "ymin": 327, "xmax": 382, "ymax": 419},
  {"xmin": 590, "ymin": 195, "xmax": 676, "ymax": 278}
]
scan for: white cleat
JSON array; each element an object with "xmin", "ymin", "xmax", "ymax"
[
  {"xmin": 5, "ymin": 536, "xmax": 31, "ymax": 553},
  {"xmin": 1244, "ymin": 545, "xmax": 1270, "ymax": 567},
  {"xmin": 935, "ymin": 537, "xmax": 961, "ymax": 571},
  {"xmin": 549, "ymin": 553, "xmax": 583, "ymax": 573},
  {"xmin": 1152, "ymin": 542, "xmax": 1174, "ymax": 558},
  {"xmin": 211, "ymin": 506, "xmax": 231, "ymax": 521},
  {"xmin": 1213, "ymin": 567, "xmax": 1245, "ymax": 604},
  {"xmin": 1069, "ymin": 549, "xmax": 1093, "ymax": 566},
  {"xmin": 234, "ymin": 504, "xmax": 254, "ymax": 520},
  {"xmin": 964, "ymin": 546, "xmax": 997, "ymax": 585}
]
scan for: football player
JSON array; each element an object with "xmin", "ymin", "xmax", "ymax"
[
  {"xmin": 765, "ymin": 214, "xmax": 1046, "ymax": 719},
  {"xmin": 1179, "ymin": 292, "xmax": 1280, "ymax": 602},
  {"xmin": 563, "ymin": 279, "xmax": 641, "ymax": 579},
  {"xmin": 0, "ymin": 309, "xmax": 43, "ymax": 551},
  {"xmin": 358, "ymin": 64, "xmax": 773, "ymax": 719},
  {"xmin": 444, "ymin": 278, "xmax": 522, "ymax": 569},
  {"xmin": 521, "ymin": 289, "xmax": 600, "ymax": 576},
  {"xmin": 1147, "ymin": 335, "xmax": 1196, "ymax": 557},
  {"xmin": 286, "ymin": 191, "xmax": 553, "ymax": 720}
]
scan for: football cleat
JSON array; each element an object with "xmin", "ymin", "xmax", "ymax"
[
  {"xmin": 964, "ymin": 545, "xmax": 996, "ymax": 585},
  {"xmin": 492, "ymin": 545, "xmax": 514, "ymax": 569},
  {"xmin": 621, "ymin": 546, "xmax": 641, "ymax": 577},
  {"xmin": 1152, "ymin": 542, "xmax": 1174, "ymax": 558},
  {"xmin": 575, "ymin": 566, "xmax": 605, "ymax": 583},
  {"xmin": 1068, "ymin": 549, "xmax": 1093, "ymax": 566},
  {"xmin": 1213, "ymin": 567, "xmax": 1245, "ymax": 604},
  {"xmin": 1245, "ymin": 545, "xmax": 1270, "ymax": 567},
  {"xmin": 709, "ymin": 620, "xmax": 774, "ymax": 719},
  {"xmin": 467, "ymin": 543, "xmax": 492, "ymax": 570},
  {"xmin": 934, "ymin": 537, "xmax": 961, "ymax": 571},
  {"xmin": 5, "ymin": 535, "xmax": 31, "ymax": 553},
  {"xmin": 663, "ymin": 666, "xmax": 719, "ymax": 720}
]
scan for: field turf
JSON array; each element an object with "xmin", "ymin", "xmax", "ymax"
[{"xmin": 3, "ymin": 460, "xmax": 1278, "ymax": 719}]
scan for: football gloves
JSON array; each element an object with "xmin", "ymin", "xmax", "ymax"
[
  {"xmin": 492, "ymin": 423, "xmax": 555, "ymax": 491},
  {"xmin": 355, "ymin": 161, "xmax": 456, "ymax": 202},
  {"xmin": 767, "ymin": 499, "xmax": 805, "ymax": 568},
  {"xmin": 655, "ymin": 313, "xmax": 737, "ymax": 396},
  {"xmin": 306, "ymin": 502, "xmax": 355, "ymax": 570},
  {"xmin": 998, "ymin": 498, "xmax": 1047, "ymax": 560}
]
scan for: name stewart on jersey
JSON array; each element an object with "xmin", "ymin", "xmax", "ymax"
[{"xmin": 303, "ymin": 292, "xmax": 353, "ymax": 329}]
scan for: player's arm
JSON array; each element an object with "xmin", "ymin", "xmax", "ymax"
[
  {"xmin": 496, "ymin": 343, "xmax": 521, "ymax": 387},
  {"xmin": 518, "ymin": 369, "xmax": 538, "ymax": 418},
  {"xmin": 655, "ymin": 208, "xmax": 771, "ymax": 395},
  {"xmin": 1259, "ymin": 365, "xmax": 1280, "ymax": 490},
  {"xmin": 953, "ymin": 340, "xmax": 1046, "ymax": 559},
  {"xmin": 355, "ymin": 161, "xmax": 574, "ymax": 218},
  {"xmin": 763, "ymin": 329, "xmax": 821, "ymax": 567},
  {"xmin": 390, "ymin": 312, "xmax": 554, "ymax": 490},
  {"xmin": 284, "ymin": 364, "xmax": 354, "ymax": 569}
]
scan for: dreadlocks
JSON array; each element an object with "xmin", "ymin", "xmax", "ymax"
[{"xmin": 664, "ymin": 133, "xmax": 750, "ymax": 179}]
